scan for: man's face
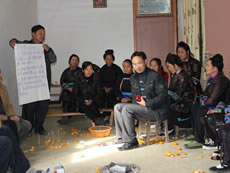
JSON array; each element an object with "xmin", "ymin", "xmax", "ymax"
[
  {"xmin": 32, "ymin": 29, "xmax": 45, "ymax": 44},
  {"xmin": 0, "ymin": 72, "xmax": 2, "ymax": 84},
  {"xmin": 132, "ymin": 56, "xmax": 146, "ymax": 73}
]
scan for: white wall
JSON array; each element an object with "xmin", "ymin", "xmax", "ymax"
[
  {"xmin": 36, "ymin": 0, "xmax": 134, "ymax": 83},
  {"xmin": 0, "ymin": 0, "xmax": 37, "ymax": 114}
]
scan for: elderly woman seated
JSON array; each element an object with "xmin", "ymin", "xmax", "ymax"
[
  {"xmin": 57, "ymin": 54, "xmax": 82, "ymax": 124},
  {"xmin": 184, "ymin": 54, "xmax": 229, "ymax": 149}
]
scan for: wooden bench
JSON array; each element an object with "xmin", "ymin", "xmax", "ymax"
[
  {"xmin": 48, "ymin": 84, "xmax": 114, "ymax": 125},
  {"xmin": 138, "ymin": 120, "xmax": 169, "ymax": 145},
  {"xmin": 47, "ymin": 106, "xmax": 114, "ymax": 125}
]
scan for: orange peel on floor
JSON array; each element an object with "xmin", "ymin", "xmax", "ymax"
[
  {"xmin": 85, "ymin": 133, "xmax": 91, "ymax": 136},
  {"xmin": 171, "ymin": 142, "xmax": 178, "ymax": 146},
  {"xmin": 56, "ymin": 138, "xmax": 61, "ymax": 142},
  {"xmin": 61, "ymin": 142, "xmax": 68, "ymax": 147},
  {"xmin": 137, "ymin": 139, "xmax": 146, "ymax": 145},
  {"xmin": 177, "ymin": 147, "xmax": 182, "ymax": 151},
  {"xmin": 73, "ymin": 139, "xmax": 79, "ymax": 142}
]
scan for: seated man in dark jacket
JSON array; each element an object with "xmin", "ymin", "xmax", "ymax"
[{"xmin": 114, "ymin": 51, "xmax": 169, "ymax": 151}]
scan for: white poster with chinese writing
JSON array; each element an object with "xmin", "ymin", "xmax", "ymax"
[{"xmin": 14, "ymin": 44, "xmax": 50, "ymax": 105}]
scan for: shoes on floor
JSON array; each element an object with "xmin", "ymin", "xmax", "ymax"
[
  {"xmin": 94, "ymin": 118, "xmax": 105, "ymax": 126},
  {"xmin": 112, "ymin": 138, "xmax": 123, "ymax": 145},
  {"xmin": 35, "ymin": 127, "xmax": 48, "ymax": 136},
  {"xmin": 203, "ymin": 139, "xmax": 218, "ymax": 150},
  {"xmin": 209, "ymin": 163, "xmax": 230, "ymax": 172},
  {"xmin": 203, "ymin": 143, "xmax": 218, "ymax": 150},
  {"xmin": 184, "ymin": 140, "xmax": 203, "ymax": 149},
  {"xmin": 168, "ymin": 128, "xmax": 175, "ymax": 136},
  {"xmin": 184, "ymin": 134, "xmax": 195, "ymax": 141},
  {"xmin": 57, "ymin": 116, "xmax": 70, "ymax": 124},
  {"xmin": 118, "ymin": 140, "xmax": 139, "ymax": 151}
]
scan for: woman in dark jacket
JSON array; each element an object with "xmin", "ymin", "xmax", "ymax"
[
  {"xmin": 166, "ymin": 54, "xmax": 195, "ymax": 129},
  {"xmin": 184, "ymin": 54, "xmax": 229, "ymax": 149},
  {"xmin": 115, "ymin": 59, "xmax": 133, "ymax": 104},
  {"xmin": 73, "ymin": 61, "xmax": 104, "ymax": 125},
  {"xmin": 176, "ymin": 41, "xmax": 203, "ymax": 99},
  {"xmin": 100, "ymin": 49, "xmax": 123, "ymax": 108},
  {"xmin": 149, "ymin": 57, "xmax": 168, "ymax": 82},
  {"xmin": 57, "ymin": 54, "xmax": 82, "ymax": 124}
]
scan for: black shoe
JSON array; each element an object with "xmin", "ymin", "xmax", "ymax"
[
  {"xmin": 57, "ymin": 117, "xmax": 69, "ymax": 124},
  {"xmin": 94, "ymin": 118, "xmax": 105, "ymax": 126},
  {"xmin": 118, "ymin": 140, "xmax": 139, "ymax": 151},
  {"xmin": 35, "ymin": 127, "xmax": 48, "ymax": 135},
  {"xmin": 112, "ymin": 138, "xmax": 123, "ymax": 145},
  {"xmin": 168, "ymin": 128, "xmax": 175, "ymax": 136},
  {"xmin": 38, "ymin": 129, "xmax": 48, "ymax": 135},
  {"xmin": 209, "ymin": 164, "xmax": 230, "ymax": 172}
]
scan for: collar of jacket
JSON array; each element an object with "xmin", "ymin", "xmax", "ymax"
[{"xmin": 133, "ymin": 67, "xmax": 150, "ymax": 80}]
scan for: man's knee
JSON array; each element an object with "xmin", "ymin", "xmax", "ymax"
[
  {"xmin": 114, "ymin": 103, "xmax": 123, "ymax": 112},
  {"xmin": 0, "ymin": 136, "xmax": 12, "ymax": 154}
]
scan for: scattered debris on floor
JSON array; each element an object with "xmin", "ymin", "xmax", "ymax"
[
  {"xmin": 192, "ymin": 169, "xmax": 205, "ymax": 173},
  {"xmin": 99, "ymin": 162, "xmax": 140, "ymax": 173},
  {"xmin": 164, "ymin": 142, "xmax": 187, "ymax": 158},
  {"xmin": 24, "ymin": 146, "xmax": 36, "ymax": 153}
]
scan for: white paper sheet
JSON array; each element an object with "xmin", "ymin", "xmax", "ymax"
[{"xmin": 14, "ymin": 44, "xmax": 50, "ymax": 105}]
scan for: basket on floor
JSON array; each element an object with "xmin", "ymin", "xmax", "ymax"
[{"xmin": 88, "ymin": 126, "xmax": 112, "ymax": 138}]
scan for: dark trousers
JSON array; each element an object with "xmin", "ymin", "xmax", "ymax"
[
  {"xmin": 168, "ymin": 108, "xmax": 191, "ymax": 129},
  {"xmin": 79, "ymin": 103, "xmax": 103, "ymax": 122},
  {"xmin": 191, "ymin": 103, "xmax": 209, "ymax": 143},
  {"xmin": 0, "ymin": 125, "xmax": 30, "ymax": 173},
  {"xmin": 219, "ymin": 124, "xmax": 230, "ymax": 166},
  {"xmin": 114, "ymin": 103, "xmax": 156, "ymax": 143},
  {"xmin": 2, "ymin": 120, "xmax": 19, "ymax": 142},
  {"xmin": 22, "ymin": 99, "xmax": 49, "ymax": 132},
  {"xmin": 104, "ymin": 91, "xmax": 116, "ymax": 108}
]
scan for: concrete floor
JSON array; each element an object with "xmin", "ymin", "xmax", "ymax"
[{"xmin": 21, "ymin": 116, "xmax": 217, "ymax": 173}]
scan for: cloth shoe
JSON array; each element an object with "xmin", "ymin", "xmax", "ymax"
[
  {"xmin": 184, "ymin": 140, "xmax": 203, "ymax": 149},
  {"xmin": 94, "ymin": 117, "xmax": 105, "ymax": 126},
  {"xmin": 184, "ymin": 134, "xmax": 195, "ymax": 141},
  {"xmin": 57, "ymin": 116, "xmax": 69, "ymax": 124}
]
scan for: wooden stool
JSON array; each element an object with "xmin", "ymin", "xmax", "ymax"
[
  {"xmin": 138, "ymin": 120, "xmax": 169, "ymax": 145},
  {"xmin": 101, "ymin": 108, "xmax": 114, "ymax": 126},
  {"xmin": 175, "ymin": 126, "xmax": 192, "ymax": 137}
]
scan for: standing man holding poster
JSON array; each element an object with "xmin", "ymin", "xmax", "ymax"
[{"xmin": 9, "ymin": 25, "xmax": 57, "ymax": 135}]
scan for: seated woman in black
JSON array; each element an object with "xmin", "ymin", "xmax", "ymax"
[
  {"xmin": 176, "ymin": 41, "xmax": 203, "ymax": 99},
  {"xmin": 115, "ymin": 59, "xmax": 133, "ymax": 104},
  {"xmin": 165, "ymin": 54, "xmax": 195, "ymax": 131},
  {"xmin": 100, "ymin": 49, "xmax": 123, "ymax": 108},
  {"xmin": 184, "ymin": 54, "xmax": 229, "ymax": 149},
  {"xmin": 57, "ymin": 54, "xmax": 81, "ymax": 124},
  {"xmin": 73, "ymin": 61, "xmax": 104, "ymax": 125}
]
